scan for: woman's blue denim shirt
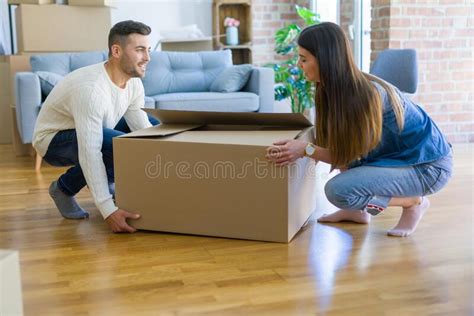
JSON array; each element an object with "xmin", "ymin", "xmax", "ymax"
[{"xmin": 349, "ymin": 81, "xmax": 451, "ymax": 168}]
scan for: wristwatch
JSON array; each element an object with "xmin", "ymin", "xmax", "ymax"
[{"xmin": 304, "ymin": 143, "xmax": 316, "ymax": 157}]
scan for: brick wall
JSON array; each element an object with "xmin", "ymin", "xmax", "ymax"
[
  {"xmin": 372, "ymin": 0, "xmax": 474, "ymax": 143},
  {"xmin": 251, "ymin": 0, "xmax": 307, "ymax": 66},
  {"xmin": 252, "ymin": 0, "xmax": 473, "ymax": 143}
]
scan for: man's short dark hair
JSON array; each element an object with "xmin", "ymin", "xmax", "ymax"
[{"xmin": 108, "ymin": 20, "xmax": 151, "ymax": 55}]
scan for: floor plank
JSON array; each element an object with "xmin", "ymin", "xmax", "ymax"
[{"xmin": 0, "ymin": 144, "xmax": 472, "ymax": 315}]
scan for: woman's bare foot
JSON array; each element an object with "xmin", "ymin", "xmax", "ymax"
[
  {"xmin": 317, "ymin": 209, "xmax": 371, "ymax": 224},
  {"xmin": 387, "ymin": 197, "xmax": 430, "ymax": 237}
]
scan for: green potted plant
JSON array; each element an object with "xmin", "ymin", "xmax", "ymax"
[{"xmin": 267, "ymin": 5, "xmax": 320, "ymax": 113}]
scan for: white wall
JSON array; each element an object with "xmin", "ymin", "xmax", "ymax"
[{"xmin": 111, "ymin": 0, "xmax": 212, "ymax": 49}]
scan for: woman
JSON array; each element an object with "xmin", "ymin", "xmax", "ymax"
[{"xmin": 266, "ymin": 22, "xmax": 452, "ymax": 237}]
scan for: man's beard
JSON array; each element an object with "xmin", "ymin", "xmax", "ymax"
[{"xmin": 120, "ymin": 57, "xmax": 143, "ymax": 78}]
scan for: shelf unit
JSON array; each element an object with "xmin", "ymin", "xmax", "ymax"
[
  {"xmin": 212, "ymin": 0, "xmax": 252, "ymax": 65},
  {"xmin": 159, "ymin": 37, "xmax": 213, "ymax": 52}
]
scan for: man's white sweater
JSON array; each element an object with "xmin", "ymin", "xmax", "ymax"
[{"xmin": 33, "ymin": 62, "xmax": 151, "ymax": 219}]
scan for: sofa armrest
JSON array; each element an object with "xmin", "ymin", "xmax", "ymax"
[
  {"xmin": 15, "ymin": 72, "xmax": 42, "ymax": 144},
  {"xmin": 242, "ymin": 67, "xmax": 275, "ymax": 113}
]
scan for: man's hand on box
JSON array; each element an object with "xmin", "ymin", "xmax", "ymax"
[
  {"xmin": 105, "ymin": 209, "xmax": 140, "ymax": 233},
  {"xmin": 265, "ymin": 139, "xmax": 306, "ymax": 166}
]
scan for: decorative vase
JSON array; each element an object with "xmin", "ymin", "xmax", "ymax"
[{"xmin": 226, "ymin": 26, "xmax": 239, "ymax": 46}]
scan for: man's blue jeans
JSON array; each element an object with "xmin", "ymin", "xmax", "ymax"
[{"xmin": 43, "ymin": 115, "xmax": 159, "ymax": 196}]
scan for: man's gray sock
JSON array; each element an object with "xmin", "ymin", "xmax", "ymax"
[{"xmin": 49, "ymin": 181, "xmax": 89, "ymax": 219}]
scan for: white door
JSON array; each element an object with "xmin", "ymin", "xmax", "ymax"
[
  {"xmin": 311, "ymin": 0, "xmax": 371, "ymax": 72},
  {"xmin": 348, "ymin": 0, "xmax": 372, "ymax": 72}
]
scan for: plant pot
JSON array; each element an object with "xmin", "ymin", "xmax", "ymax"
[{"xmin": 226, "ymin": 26, "xmax": 239, "ymax": 46}]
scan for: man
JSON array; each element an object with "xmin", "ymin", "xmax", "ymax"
[{"xmin": 33, "ymin": 20, "xmax": 158, "ymax": 233}]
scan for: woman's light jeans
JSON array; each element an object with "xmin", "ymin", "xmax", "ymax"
[{"xmin": 324, "ymin": 151, "xmax": 453, "ymax": 215}]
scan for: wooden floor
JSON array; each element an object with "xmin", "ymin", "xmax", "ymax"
[{"xmin": 0, "ymin": 144, "xmax": 472, "ymax": 315}]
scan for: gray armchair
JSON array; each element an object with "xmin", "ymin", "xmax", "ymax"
[
  {"xmin": 370, "ymin": 48, "xmax": 418, "ymax": 94},
  {"xmin": 15, "ymin": 50, "xmax": 275, "ymax": 144}
]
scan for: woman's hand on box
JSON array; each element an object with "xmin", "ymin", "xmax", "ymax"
[
  {"xmin": 105, "ymin": 209, "xmax": 141, "ymax": 233},
  {"xmin": 265, "ymin": 139, "xmax": 307, "ymax": 166}
]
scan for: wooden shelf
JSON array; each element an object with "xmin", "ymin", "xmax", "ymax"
[
  {"xmin": 159, "ymin": 37, "xmax": 213, "ymax": 52},
  {"xmin": 220, "ymin": 42, "xmax": 252, "ymax": 49},
  {"xmin": 213, "ymin": 0, "xmax": 252, "ymax": 65}
]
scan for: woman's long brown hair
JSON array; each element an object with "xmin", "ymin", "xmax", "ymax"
[{"xmin": 298, "ymin": 22, "xmax": 404, "ymax": 167}]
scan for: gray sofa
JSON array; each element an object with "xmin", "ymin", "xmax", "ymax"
[{"xmin": 15, "ymin": 50, "xmax": 274, "ymax": 144}]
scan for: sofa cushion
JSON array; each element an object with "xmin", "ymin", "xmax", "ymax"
[
  {"xmin": 35, "ymin": 71, "xmax": 64, "ymax": 96},
  {"xmin": 151, "ymin": 92, "xmax": 259, "ymax": 112},
  {"xmin": 31, "ymin": 53, "xmax": 71, "ymax": 76},
  {"xmin": 142, "ymin": 50, "xmax": 232, "ymax": 96},
  {"xmin": 70, "ymin": 51, "xmax": 108, "ymax": 71},
  {"xmin": 30, "ymin": 51, "xmax": 107, "ymax": 76},
  {"xmin": 144, "ymin": 96, "xmax": 155, "ymax": 109},
  {"xmin": 210, "ymin": 64, "xmax": 253, "ymax": 92}
]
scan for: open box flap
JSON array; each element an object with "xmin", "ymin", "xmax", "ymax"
[
  {"xmin": 156, "ymin": 129, "xmax": 305, "ymax": 146},
  {"xmin": 144, "ymin": 109, "xmax": 313, "ymax": 127},
  {"xmin": 119, "ymin": 124, "xmax": 203, "ymax": 138}
]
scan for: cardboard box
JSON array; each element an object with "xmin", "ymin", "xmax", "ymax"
[
  {"xmin": 0, "ymin": 250, "xmax": 23, "ymax": 316},
  {"xmin": 0, "ymin": 60, "xmax": 11, "ymax": 143},
  {"xmin": 114, "ymin": 109, "xmax": 317, "ymax": 243},
  {"xmin": 15, "ymin": 4, "xmax": 111, "ymax": 52},
  {"xmin": 0, "ymin": 55, "xmax": 31, "ymax": 100},
  {"xmin": 68, "ymin": 0, "xmax": 115, "ymax": 6},
  {"xmin": 8, "ymin": 0, "xmax": 54, "ymax": 4},
  {"xmin": 0, "ymin": 55, "xmax": 31, "ymax": 144}
]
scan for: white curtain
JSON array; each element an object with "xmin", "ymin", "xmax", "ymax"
[{"xmin": 0, "ymin": 0, "xmax": 12, "ymax": 54}]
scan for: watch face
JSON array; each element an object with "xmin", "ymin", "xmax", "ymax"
[{"xmin": 305, "ymin": 144, "xmax": 315, "ymax": 156}]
